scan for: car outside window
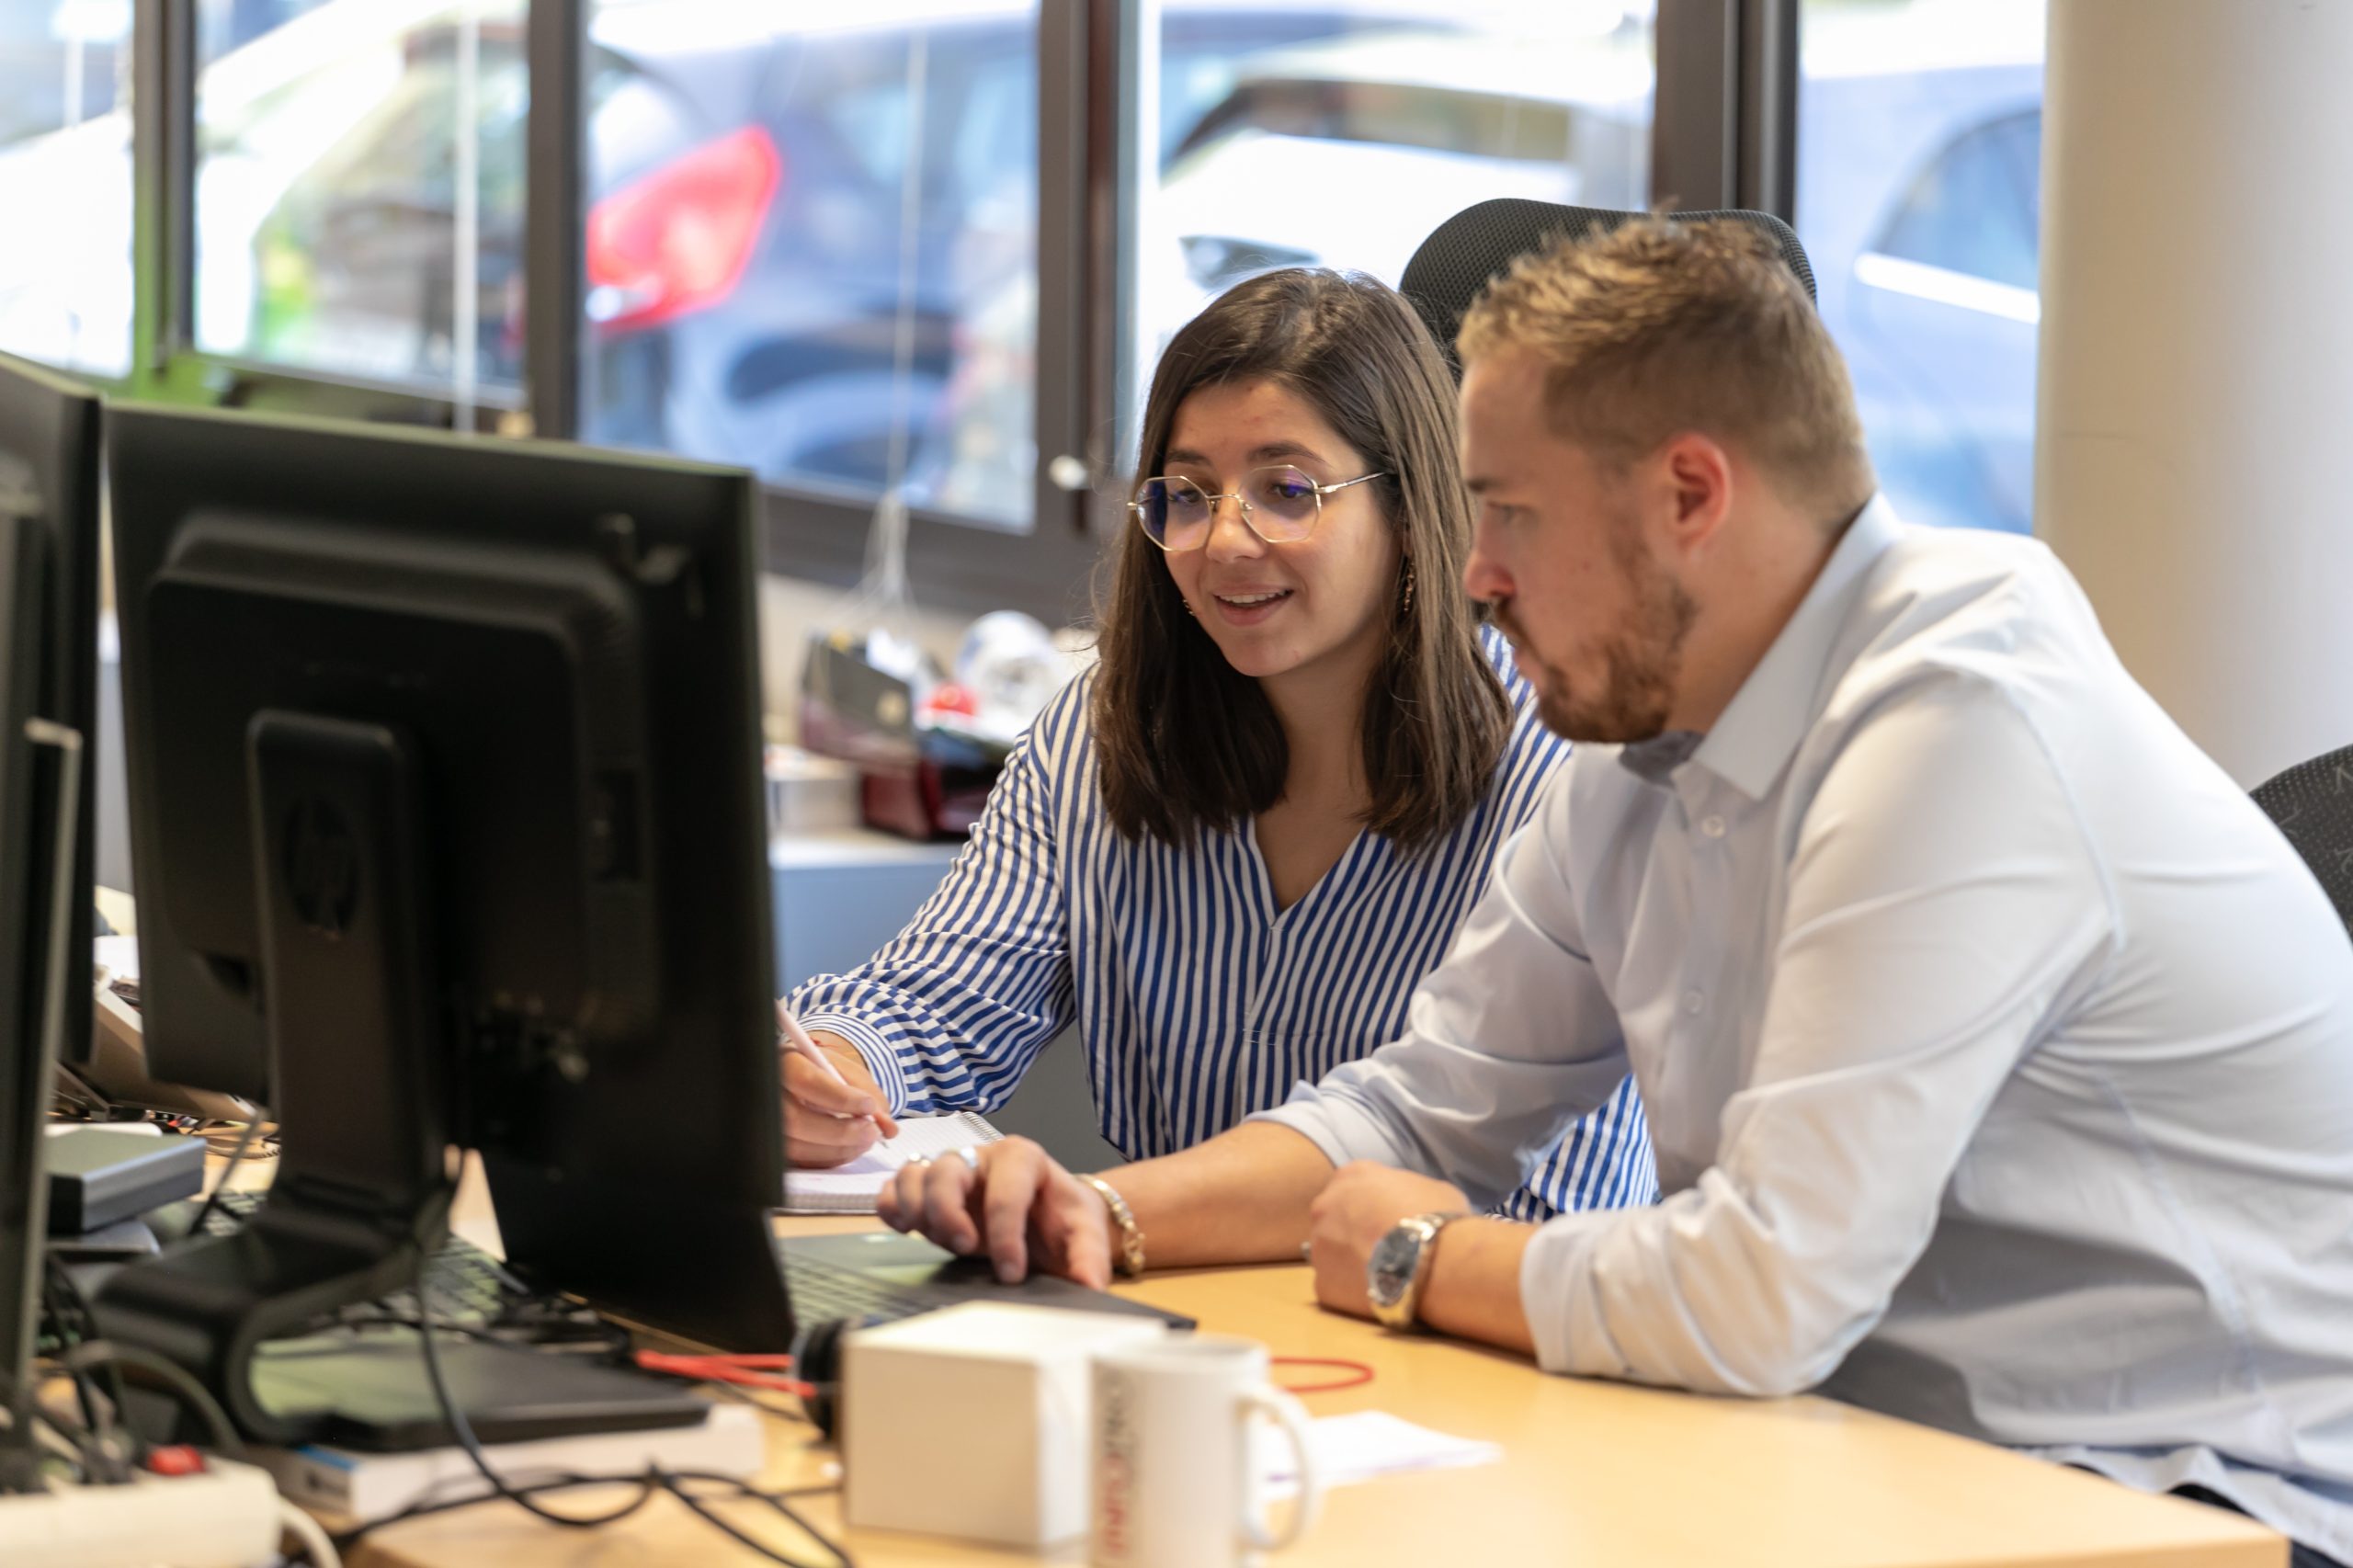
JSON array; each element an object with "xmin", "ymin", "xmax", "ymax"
[{"xmin": 1875, "ymin": 109, "xmax": 2040, "ymax": 291}]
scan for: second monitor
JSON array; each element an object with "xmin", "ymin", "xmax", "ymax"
[{"xmin": 0, "ymin": 350, "xmax": 101, "ymax": 1074}]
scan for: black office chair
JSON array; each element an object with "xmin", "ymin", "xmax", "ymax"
[
  {"xmin": 1398, "ymin": 199, "xmax": 1818, "ymax": 379},
  {"xmin": 2253, "ymin": 744, "xmax": 2353, "ymax": 932}
]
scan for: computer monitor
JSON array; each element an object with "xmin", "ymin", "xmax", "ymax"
[
  {"xmin": 0, "ymin": 352, "xmax": 100, "ymax": 1073},
  {"xmin": 0, "ymin": 506, "xmax": 88, "ymax": 1475},
  {"xmin": 94, "ymin": 405, "xmax": 795, "ymax": 1442}
]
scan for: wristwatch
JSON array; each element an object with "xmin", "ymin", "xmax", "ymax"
[{"xmin": 1367, "ymin": 1210, "xmax": 1468, "ymax": 1331}]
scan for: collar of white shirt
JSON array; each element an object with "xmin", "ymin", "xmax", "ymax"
[{"xmin": 1666, "ymin": 493, "xmax": 1904, "ymax": 803}]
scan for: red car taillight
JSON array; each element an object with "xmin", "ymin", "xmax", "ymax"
[{"xmin": 586, "ymin": 125, "xmax": 782, "ymax": 333}]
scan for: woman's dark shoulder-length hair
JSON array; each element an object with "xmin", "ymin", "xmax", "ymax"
[{"xmin": 1089, "ymin": 267, "xmax": 1510, "ymax": 853}]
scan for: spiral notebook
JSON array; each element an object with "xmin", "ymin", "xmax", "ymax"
[{"xmin": 780, "ymin": 1111, "xmax": 1004, "ymax": 1214}]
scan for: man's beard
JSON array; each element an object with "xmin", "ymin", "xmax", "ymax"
[{"xmin": 1495, "ymin": 537, "xmax": 1697, "ymax": 745}]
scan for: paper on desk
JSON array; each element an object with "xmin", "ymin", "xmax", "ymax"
[
  {"xmin": 780, "ymin": 1111, "xmax": 1002, "ymax": 1212},
  {"xmin": 1266, "ymin": 1411, "xmax": 1503, "ymax": 1495}
]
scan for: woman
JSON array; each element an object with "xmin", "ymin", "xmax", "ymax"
[{"xmin": 784, "ymin": 268, "xmax": 1652, "ymax": 1220}]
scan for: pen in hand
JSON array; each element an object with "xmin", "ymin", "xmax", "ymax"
[{"xmin": 777, "ymin": 999, "xmax": 893, "ymax": 1131}]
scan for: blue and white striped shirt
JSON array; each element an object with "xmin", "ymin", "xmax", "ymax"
[{"xmin": 791, "ymin": 627, "xmax": 1656, "ymax": 1219}]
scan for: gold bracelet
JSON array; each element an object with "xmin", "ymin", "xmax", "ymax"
[{"xmin": 1079, "ymin": 1174, "xmax": 1146, "ymax": 1278}]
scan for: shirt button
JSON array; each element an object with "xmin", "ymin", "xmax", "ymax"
[
  {"xmin": 1683, "ymin": 989, "xmax": 1704, "ymax": 1016},
  {"xmin": 1699, "ymin": 815, "xmax": 1726, "ymax": 839}
]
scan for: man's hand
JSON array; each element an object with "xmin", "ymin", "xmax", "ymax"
[
  {"xmin": 783, "ymin": 1030, "xmax": 899, "ymax": 1168},
  {"xmin": 876, "ymin": 1135, "xmax": 1117, "ymax": 1290},
  {"xmin": 1305, "ymin": 1162, "xmax": 1472, "ymax": 1320}
]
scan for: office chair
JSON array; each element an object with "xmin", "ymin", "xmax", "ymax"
[
  {"xmin": 1398, "ymin": 199, "xmax": 1818, "ymax": 378},
  {"xmin": 2253, "ymin": 744, "xmax": 2353, "ymax": 933}
]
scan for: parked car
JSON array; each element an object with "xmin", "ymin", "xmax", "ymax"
[
  {"xmin": 1800, "ymin": 16, "xmax": 2042, "ymax": 533},
  {"xmin": 1143, "ymin": 13, "xmax": 2043, "ymax": 531},
  {"xmin": 229, "ymin": 0, "xmax": 1484, "ymax": 514}
]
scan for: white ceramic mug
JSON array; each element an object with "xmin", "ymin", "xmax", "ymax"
[{"xmin": 1089, "ymin": 1335, "xmax": 1323, "ymax": 1568}]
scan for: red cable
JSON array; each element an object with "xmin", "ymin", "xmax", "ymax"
[
  {"xmin": 1271, "ymin": 1356, "xmax": 1375, "ymax": 1394},
  {"xmin": 634, "ymin": 1349, "xmax": 814, "ymax": 1400}
]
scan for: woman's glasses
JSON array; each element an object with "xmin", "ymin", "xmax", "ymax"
[{"xmin": 1129, "ymin": 465, "xmax": 1388, "ymax": 552}]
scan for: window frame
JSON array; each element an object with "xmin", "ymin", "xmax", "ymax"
[{"xmin": 1654, "ymin": 0, "xmax": 1797, "ymax": 217}]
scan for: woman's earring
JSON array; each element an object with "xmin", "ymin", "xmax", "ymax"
[
  {"xmin": 1400, "ymin": 558, "xmax": 1416, "ymax": 617},
  {"xmin": 1181, "ymin": 598, "xmax": 1197, "ymax": 619}
]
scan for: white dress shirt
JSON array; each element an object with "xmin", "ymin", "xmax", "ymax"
[{"xmin": 1256, "ymin": 496, "xmax": 2353, "ymax": 1558}]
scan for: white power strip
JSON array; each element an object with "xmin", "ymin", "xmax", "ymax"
[{"xmin": 0, "ymin": 1457, "xmax": 283, "ymax": 1567}]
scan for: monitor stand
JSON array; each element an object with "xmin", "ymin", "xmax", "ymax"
[{"xmin": 96, "ymin": 713, "xmax": 458, "ymax": 1446}]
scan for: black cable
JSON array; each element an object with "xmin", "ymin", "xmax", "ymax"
[
  {"xmin": 40, "ymin": 1270, "xmax": 106, "ymax": 1430},
  {"xmin": 327, "ymin": 1471, "xmax": 660, "ymax": 1549},
  {"xmin": 401, "ymin": 1251, "xmax": 855, "ymax": 1563},
  {"xmin": 327, "ymin": 1469, "xmax": 839, "ymax": 1552},
  {"xmin": 185, "ymin": 1114, "xmax": 264, "ymax": 1238},
  {"xmin": 409, "ymin": 1245, "xmax": 660, "ymax": 1529},
  {"xmin": 8, "ymin": 1353, "xmax": 110, "ymax": 1486},
  {"xmin": 53, "ymin": 1341, "xmax": 244, "ymax": 1460},
  {"xmin": 45, "ymin": 1258, "xmax": 128, "ymax": 1408},
  {"xmin": 30, "ymin": 1406, "xmax": 110, "ymax": 1483},
  {"xmin": 726, "ymin": 1478, "xmax": 858, "ymax": 1568},
  {"xmin": 653, "ymin": 1470, "xmax": 853, "ymax": 1568},
  {"xmin": 38, "ymin": 1262, "xmax": 131, "ymax": 1482}
]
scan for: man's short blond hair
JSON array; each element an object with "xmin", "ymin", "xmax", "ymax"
[{"xmin": 1457, "ymin": 217, "xmax": 1875, "ymax": 522}]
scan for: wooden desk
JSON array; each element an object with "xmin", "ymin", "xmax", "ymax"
[{"xmin": 334, "ymin": 1181, "xmax": 2285, "ymax": 1568}]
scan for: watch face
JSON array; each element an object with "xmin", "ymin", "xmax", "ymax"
[{"xmin": 1368, "ymin": 1225, "xmax": 1423, "ymax": 1308}]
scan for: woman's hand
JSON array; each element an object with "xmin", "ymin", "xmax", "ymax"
[
  {"xmin": 875, "ymin": 1135, "xmax": 1116, "ymax": 1290},
  {"xmin": 783, "ymin": 1031, "xmax": 899, "ymax": 1168}
]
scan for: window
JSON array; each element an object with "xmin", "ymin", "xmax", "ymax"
[
  {"xmin": 1797, "ymin": 0, "xmax": 2045, "ymax": 534},
  {"xmin": 1123, "ymin": 2, "xmax": 1655, "ymax": 466},
  {"xmin": 192, "ymin": 0, "xmax": 529, "ymax": 406},
  {"xmin": 0, "ymin": 0, "xmax": 134, "ymax": 376},
  {"xmin": 576, "ymin": 4, "xmax": 1043, "ymax": 533},
  {"xmin": 55, "ymin": 0, "xmax": 1775, "ymax": 615}
]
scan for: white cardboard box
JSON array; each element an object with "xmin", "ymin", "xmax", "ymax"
[{"xmin": 842, "ymin": 1302, "xmax": 1171, "ymax": 1546}]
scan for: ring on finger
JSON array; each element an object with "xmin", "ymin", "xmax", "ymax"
[
  {"xmin": 954, "ymin": 1146, "xmax": 984, "ymax": 1174},
  {"xmin": 906, "ymin": 1154, "xmax": 935, "ymax": 1171}
]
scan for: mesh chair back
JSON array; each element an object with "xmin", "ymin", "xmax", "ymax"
[
  {"xmin": 1399, "ymin": 199, "xmax": 1817, "ymax": 378},
  {"xmin": 2253, "ymin": 744, "xmax": 2353, "ymax": 933}
]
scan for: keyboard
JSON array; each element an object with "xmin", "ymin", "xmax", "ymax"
[
  {"xmin": 775, "ymin": 1248, "xmax": 953, "ymax": 1328},
  {"xmin": 203, "ymin": 1188, "xmax": 521, "ymax": 1327},
  {"xmin": 771, "ymin": 1230, "xmax": 1194, "ymax": 1334}
]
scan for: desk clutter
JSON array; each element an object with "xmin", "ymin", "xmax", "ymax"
[
  {"xmin": 843, "ymin": 1303, "xmax": 1336, "ymax": 1566},
  {"xmin": 23, "ymin": 1155, "xmax": 1469, "ymax": 1568},
  {"xmin": 21, "ymin": 939, "xmax": 1382, "ymax": 1566}
]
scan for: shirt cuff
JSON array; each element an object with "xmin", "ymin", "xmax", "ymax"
[
  {"xmin": 795, "ymin": 1011, "xmax": 909, "ymax": 1118},
  {"xmin": 1245, "ymin": 1081, "xmax": 1417, "ymax": 1173},
  {"xmin": 1519, "ymin": 1207, "xmax": 1620, "ymax": 1378}
]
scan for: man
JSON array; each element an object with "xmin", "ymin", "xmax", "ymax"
[{"xmin": 879, "ymin": 219, "xmax": 2353, "ymax": 1563}]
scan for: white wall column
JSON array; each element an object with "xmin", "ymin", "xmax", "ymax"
[{"xmin": 2037, "ymin": 0, "xmax": 2353, "ymax": 787}]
